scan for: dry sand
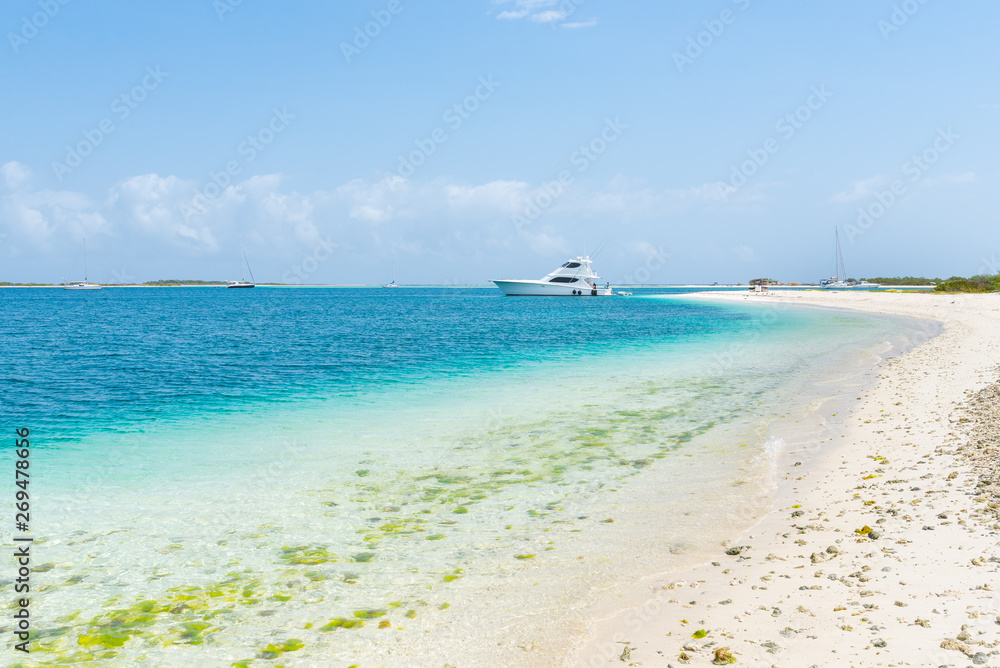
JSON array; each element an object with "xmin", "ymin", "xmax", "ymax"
[{"xmin": 569, "ymin": 291, "xmax": 1000, "ymax": 668}]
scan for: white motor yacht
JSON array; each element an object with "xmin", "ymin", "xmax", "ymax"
[{"xmin": 493, "ymin": 256, "xmax": 614, "ymax": 296}]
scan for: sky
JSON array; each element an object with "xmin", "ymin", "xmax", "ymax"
[{"xmin": 1, "ymin": 0, "xmax": 998, "ymax": 285}]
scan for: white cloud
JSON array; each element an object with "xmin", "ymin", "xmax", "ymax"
[
  {"xmin": 443, "ymin": 180, "xmax": 529, "ymax": 211},
  {"xmin": 920, "ymin": 171, "xmax": 977, "ymax": 187},
  {"xmin": 830, "ymin": 175, "xmax": 890, "ymax": 203},
  {"xmin": 334, "ymin": 176, "xmax": 404, "ymax": 224},
  {"xmin": 2, "ymin": 163, "xmax": 761, "ymax": 282},
  {"xmin": 519, "ymin": 229, "xmax": 568, "ymax": 256},
  {"xmin": 1, "ymin": 161, "xmax": 32, "ymax": 190},
  {"xmin": 109, "ymin": 174, "xmax": 219, "ymax": 253},
  {"xmin": 493, "ymin": 0, "xmax": 593, "ymax": 27},
  {"xmin": 1, "ymin": 163, "xmax": 108, "ymax": 249},
  {"xmin": 531, "ymin": 10, "xmax": 565, "ymax": 22}
]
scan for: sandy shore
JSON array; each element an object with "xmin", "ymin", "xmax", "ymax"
[{"xmin": 569, "ymin": 291, "xmax": 1000, "ymax": 667}]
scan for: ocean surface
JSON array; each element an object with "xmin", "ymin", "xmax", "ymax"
[{"xmin": 0, "ymin": 287, "xmax": 922, "ymax": 666}]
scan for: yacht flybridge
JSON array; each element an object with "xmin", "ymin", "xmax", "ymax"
[{"xmin": 493, "ymin": 256, "xmax": 614, "ymax": 296}]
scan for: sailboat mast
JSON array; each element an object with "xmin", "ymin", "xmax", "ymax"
[
  {"xmin": 84, "ymin": 238, "xmax": 88, "ymax": 283},
  {"xmin": 836, "ymin": 228, "xmax": 846, "ymax": 281}
]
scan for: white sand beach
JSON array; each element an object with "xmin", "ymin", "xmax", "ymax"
[{"xmin": 570, "ymin": 291, "xmax": 1000, "ymax": 667}]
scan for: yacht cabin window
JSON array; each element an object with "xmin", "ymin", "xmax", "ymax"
[{"xmin": 549, "ymin": 277, "xmax": 579, "ymax": 283}]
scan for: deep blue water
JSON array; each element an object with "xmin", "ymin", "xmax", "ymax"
[{"xmin": 1, "ymin": 288, "xmax": 761, "ymax": 441}]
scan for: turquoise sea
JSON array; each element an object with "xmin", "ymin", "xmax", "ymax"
[{"xmin": 0, "ymin": 288, "xmax": 923, "ymax": 666}]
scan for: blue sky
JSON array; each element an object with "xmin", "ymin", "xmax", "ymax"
[{"xmin": 1, "ymin": 0, "xmax": 998, "ymax": 284}]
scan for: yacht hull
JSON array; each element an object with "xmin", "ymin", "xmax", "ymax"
[{"xmin": 492, "ymin": 280, "xmax": 612, "ymax": 296}]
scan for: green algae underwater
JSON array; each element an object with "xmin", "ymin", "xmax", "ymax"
[{"xmin": 0, "ymin": 288, "xmax": 919, "ymax": 665}]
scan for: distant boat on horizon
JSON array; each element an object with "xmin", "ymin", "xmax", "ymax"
[
  {"xmin": 227, "ymin": 249, "xmax": 256, "ymax": 289},
  {"xmin": 64, "ymin": 238, "xmax": 102, "ymax": 290},
  {"xmin": 383, "ymin": 262, "xmax": 400, "ymax": 288},
  {"xmin": 820, "ymin": 228, "xmax": 880, "ymax": 290}
]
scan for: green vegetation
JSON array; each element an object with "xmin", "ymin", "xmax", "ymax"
[
  {"xmin": 935, "ymin": 273, "xmax": 1000, "ymax": 293},
  {"xmin": 859, "ymin": 276, "xmax": 940, "ymax": 286}
]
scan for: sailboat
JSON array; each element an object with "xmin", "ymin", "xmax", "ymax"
[
  {"xmin": 226, "ymin": 248, "xmax": 256, "ymax": 288},
  {"xmin": 383, "ymin": 262, "xmax": 400, "ymax": 288},
  {"xmin": 64, "ymin": 238, "xmax": 102, "ymax": 290},
  {"xmin": 820, "ymin": 228, "xmax": 879, "ymax": 290}
]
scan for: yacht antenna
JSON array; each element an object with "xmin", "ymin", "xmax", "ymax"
[{"xmin": 591, "ymin": 235, "xmax": 613, "ymax": 260}]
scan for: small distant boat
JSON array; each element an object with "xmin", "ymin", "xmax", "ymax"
[
  {"xmin": 493, "ymin": 256, "xmax": 614, "ymax": 296},
  {"xmin": 383, "ymin": 263, "xmax": 400, "ymax": 288},
  {"xmin": 820, "ymin": 228, "xmax": 880, "ymax": 290},
  {"xmin": 64, "ymin": 238, "xmax": 102, "ymax": 290},
  {"xmin": 227, "ymin": 248, "xmax": 256, "ymax": 289}
]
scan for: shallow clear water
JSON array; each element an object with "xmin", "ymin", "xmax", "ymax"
[{"xmin": 0, "ymin": 288, "xmax": 919, "ymax": 666}]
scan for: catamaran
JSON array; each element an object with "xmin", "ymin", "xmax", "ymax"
[
  {"xmin": 64, "ymin": 238, "xmax": 102, "ymax": 290},
  {"xmin": 493, "ymin": 256, "xmax": 614, "ymax": 296},
  {"xmin": 820, "ymin": 228, "xmax": 880, "ymax": 290},
  {"xmin": 227, "ymin": 249, "xmax": 256, "ymax": 288}
]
